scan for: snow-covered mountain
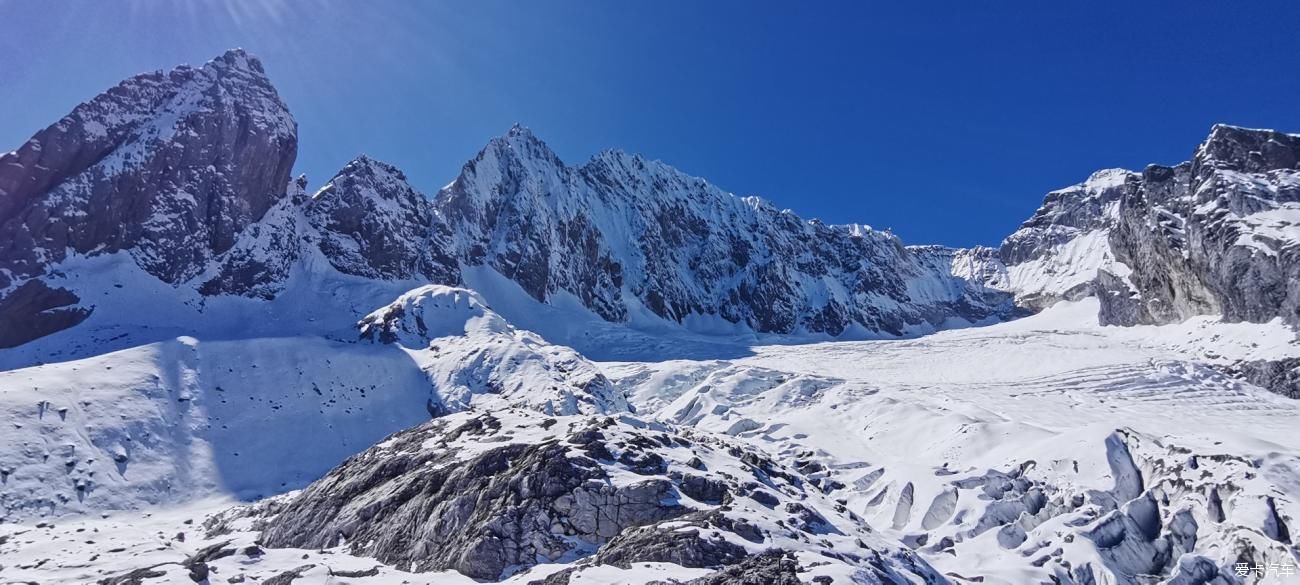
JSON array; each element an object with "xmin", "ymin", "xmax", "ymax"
[
  {"xmin": 993, "ymin": 168, "xmax": 1135, "ymax": 309},
  {"xmin": 0, "ymin": 49, "xmax": 295, "ymax": 347},
  {"xmin": 437, "ymin": 127, "xmax": 1013, "ymax": 336},
  {"xmin": 2, "ymin": 49, "xmax": 1300, "ymax": 585},
  {"xmin": 974, "ymin": 124, "xmax": 1300, "ymax": 396},
  {"xmin": 986, "ymin": 125, "xmax": 1300, "ymax": 331},
  {"xmin": 1101, "ymin": 125, "xmax": 1300, "ymax": 330}
]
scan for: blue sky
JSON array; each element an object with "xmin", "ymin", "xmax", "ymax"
[{"xmin": 3, "ymin": 1, "xmax": 1299, "ymax": 247}]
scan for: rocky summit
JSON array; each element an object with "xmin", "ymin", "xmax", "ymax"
[
  {"xmin": 1, "ymin": 49, "xmax": 1299, "ymax": 585},
  {"xmin": 437, "ymin": 127, "xmax": 1014, "ymax": 336},
  {"xmin": 0, "ymin": 49, "xmax": 295, "ymax": 346}
]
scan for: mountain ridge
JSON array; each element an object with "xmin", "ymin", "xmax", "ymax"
[
  {"xmin": 3, "ymin": 49, "xmax": 1300, "ymax": 585},
  {"xmin": 0, "ymin": 49, "xmax": 1297, "ymax": 381}
]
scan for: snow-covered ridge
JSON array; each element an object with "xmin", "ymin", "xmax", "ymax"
[
  {"xmin": 436, "ymin": 124, "xmax": 1013, "ymax": 337},
  {"xmin": 984, "ymin": 123, "xmax": 1300, "ymax": 357}
]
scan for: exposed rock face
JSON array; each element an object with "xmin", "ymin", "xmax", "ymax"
[
  {"xmin": 991, "ymin": 125, "xmax": 1300, "ymax": 332},
  {"xmin": 262, "ymin": 415, "xmax": 683, "ymax": 581},
  {"xmin": 259, "ymin": 410, "xmax": 943, "ymax": 583},
  {"xmin": 0, "ymin": 279, "xmax": 91, "ymax": 348},
  {"xmin": 437, "ymin": 126, "xmax": 1013, "ymax": 336},
  {"xmin": 590, "ymin": 510, "xmax": 750, "ymax": 570},
  {"xmin": 0, "ymin": 48, "xmax": 297, "ymax": 290},
  {"xmin": 1100, "ymin": 125, "xmax": 1300, "ymax": 328},
  {"xmin": 305, "ymin": 155, "xmax": 458, "ymax": 283},
  {"xmin": 1212, "ymin": 357, "xmax": 1300, "ymax": 399},
  {"xmin": 0, "ymin": 49, "xmax": 297, "ymax": 345},
  {"xmin": 1095, "ymin": 162, "xmax": 1222, "ymax": 326},
  {"xmin": 677, "ymin": 549, "xmax": 803, "ymax": 585},
  {"xmin": 197, "ymin": 175, "xmax": 308, "ymax": 298}
]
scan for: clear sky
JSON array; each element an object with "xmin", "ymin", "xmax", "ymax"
[{"xmin": 3, "ymin": 1, "xmax": 1299, "ymax": 247}]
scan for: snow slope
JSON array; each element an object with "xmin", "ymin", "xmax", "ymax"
[
  {"xmin": 0, "ymin": 284, "xmax": 627, "ymax": 518},
  {"xmin": 4, "ymin": 298, "xmax": 1299, "ymax": 584},
  {"xmin": 604, "ymin": 299, "xmax": 1300, "ymax": 584}
]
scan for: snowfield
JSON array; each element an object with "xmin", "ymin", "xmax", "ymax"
[{"xmin": 2, "ymin": 294, "xmax": 1298, "ymax": 584}]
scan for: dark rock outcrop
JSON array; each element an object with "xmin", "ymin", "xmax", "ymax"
[
  {"xmin": 592, "ymin": 511, "xmax": 750, "ymax": 570},
  {"xmin": 305, "ymin": 155, "xmax": 459, "ymax": 283},
  {"xmin": 1212, "ymin": 357, "xmax": 1300, "ymax": 399},
  {"xmin": 0, "ymin": 279, "xmax": 91, "ymax": 348},
  {"xmin": 198, "ymin": 175, "xmax": 308, "ymax": 298},
  {"xmin": 0, "ymin": 48, "xmax": 297, "ymax": 289},
  {"xmin": 680, "ymin": 549, "xmax": 803, "ymax": 585},
  {"xmin": 260, "ymin": 414, "xmax": 688, "ymax": 581},
  {"xmin": 259, "ymin": 410, "xmax": 944, "ymax": 583},
  {"xmin": 1101, "ymin": 125, "xmax": 1300, "ymax": 328},
  {"xmin": 0, "ymin": 48, "xmax": 297, "ymax": 342}
]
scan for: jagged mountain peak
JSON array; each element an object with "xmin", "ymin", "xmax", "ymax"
[
  {"xmin": 318, "ymin": 153, "xmax": 416, "ymax": 194},
  {"xmin": 204, "ymin": 47, "xmax": 270, "ymax": 79},
  {"xmin": 505, "ymin": 121, "xmax": 536, "ymax": 138},
  {"xmin": 586, "ymin": 146, "xmax": 646, "ymax": 167},
  {"xmin": 433, "ymin": 122, "xmax": 1012, "ymax": 335},
  {"xmin": 1196, "ymin": 123, "xmax": 1300, "ymax": 174},
  {"xmin": 304, "ymin": 154, "xmax": 458, "ymax": 283},
  {"xmin": 0, "ymin": 48, "xmax": 299, "ymax": 346},
  {"xmin": 482, "ymin": 122, "xmax": 565, "ymax": 165},
  {"xmin": 0, "ymin": 48, "xmax": 292, "ymax": 221}
]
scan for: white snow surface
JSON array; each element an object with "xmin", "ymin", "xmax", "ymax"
[{"xmin": 3, "ymin": 286, "xmax": 1300, "ymax": 583}]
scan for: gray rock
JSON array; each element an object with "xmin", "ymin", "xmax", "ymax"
[
  {"xmin": 592, "ymin": 513, "xmax": 749, "ymax": 570},
  {"xmin": 0, "ymin": 48, "xmax": 296, "ymax": 291},
  {"xmin": 304, "ymin": 155, "xmax": 459, "ymax": 283},
  {"xmin": 97, "ymin": 566, "xmax": 170, "ymax": 585},
  {"xmin": 1212, "ymin": 357, "xmax": 1300, "ymax": 398},
  {"xmin": 260, "ymin": 415, "xmax": 689, "ymax": 581},
  {"xmin": 680, "ymin": 549, "xmax": 802, "ymax": 585},
  {"xmin": 261, "ymin": 564, "xmax": 315, "ymax": 585},
  {"xmin": 1100, "ymin": 125, "xmax": 1300, "ymax": 329}
]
